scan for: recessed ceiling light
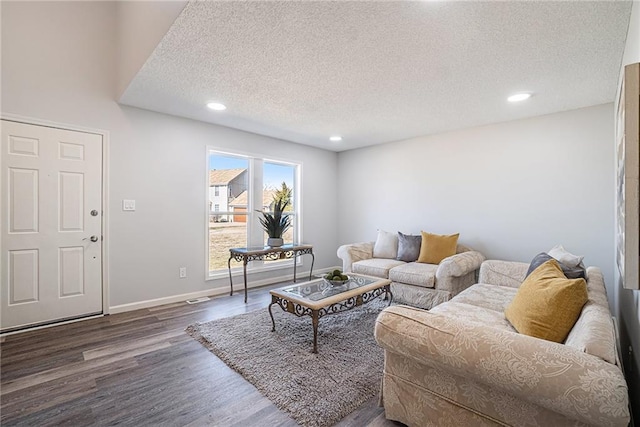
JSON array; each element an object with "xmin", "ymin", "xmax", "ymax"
[
  {"xmin": 207, "ymin": 102, "xmax": 227, "ymax": 111},
  {"xmin": 329, "ymin": 136, "xmax": 342, "ymax": 142},
  {"xmin": 507, "ymin": 93, "xmax": 532, "ymax": 103}
]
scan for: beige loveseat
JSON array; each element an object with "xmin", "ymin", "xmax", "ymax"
[
  {"xmin": 337, "ymin": 241, "xmax": 485, "ymax": 310},
  {"xmin": 374, "ymin": 260, "xmax": 630, "ymax": 426}
]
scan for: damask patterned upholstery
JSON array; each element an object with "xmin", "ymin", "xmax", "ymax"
[
  {"xmin": 389, "ymin": 283, "xmax": 450, "ymax": 310},
  {"xmin": 564, "ymin": 267, "xmax": 617, "ymax": 364},
  {"xmin": 389, "ymin": 262, "xmax": 438, "ymax": 288},
  {"xmin": 374, "ymin": 260, "xmax": 630, "ymax": 427},
  {"xmin": 450, "ymin": 283, "xmax": 518, "ymax": 313}
]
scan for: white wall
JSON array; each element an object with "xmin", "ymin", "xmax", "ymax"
[
  {"xmin": 616, "ymin": 1, "xmax": 640, "ymax": 421},
  {"xmin": 1, "ymin": 1, "xmax": 339, "ymax": 307},
  {"xmin": 338, "ymin": 104, "xmax": 615, "ymax": 297}
]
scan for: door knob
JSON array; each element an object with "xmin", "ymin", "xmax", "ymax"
[{"xmin": 83, "ymin": 235, "xmax": 99, "ymax": 242}]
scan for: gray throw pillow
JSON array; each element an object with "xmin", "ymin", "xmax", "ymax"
[
  {"xmin": 526, "ymin": 252, "xmax": 586, "ymax": 280},
  {"xmin": 396, "ymin": 232, "xmax": 421, "ymax": 262}
]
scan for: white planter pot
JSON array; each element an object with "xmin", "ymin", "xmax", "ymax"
[{"xmin": 267, "ymin": 237, "xmax": 284, "ymax": 247}]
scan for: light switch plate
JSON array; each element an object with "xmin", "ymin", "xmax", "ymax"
[{"xmin": 122, "ymin": 200, "xmax": 136, "ymax": 211}]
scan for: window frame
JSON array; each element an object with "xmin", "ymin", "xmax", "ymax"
[{"xmin": 205, "ymin": 147, "xmax": 303, "ymax": 280}]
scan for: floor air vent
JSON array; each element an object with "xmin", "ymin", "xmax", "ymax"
[{"xmin": 186, "ymin": 297, "xmax": 210, "ymax": 305}]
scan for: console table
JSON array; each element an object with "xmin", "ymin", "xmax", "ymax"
[{"xmin": 228, "ymin": 244, "xmax": 314, "ymax": 303}]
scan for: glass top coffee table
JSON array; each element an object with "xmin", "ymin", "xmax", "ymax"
[{"xmin": 268, "ymin": 274, "xmax": 392, "ymax": 353}]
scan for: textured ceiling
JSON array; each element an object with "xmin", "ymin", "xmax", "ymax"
[{"xmin": 120, "ymin": 1, "xmax": 632, "ymax": 152}]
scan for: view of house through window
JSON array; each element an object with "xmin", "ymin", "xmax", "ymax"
[
  {"xmin": 208, "ymin": 150, "xmax": 300, "ymax": 274},
  {"xmin": 208, "ymin": 154, "xmax": 248, "ymax": 272}
]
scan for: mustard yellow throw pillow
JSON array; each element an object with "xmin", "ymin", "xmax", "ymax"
[
  {"xmin": 505, "ymin": 259, "xmax": 588, "ymax": 343},
  {"xmin": 417, "ymin": 232, "xmax": 459, "ymax": 264}
]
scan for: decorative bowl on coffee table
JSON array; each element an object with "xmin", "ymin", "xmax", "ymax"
[
  {"xmin": 323, "ymin": 269, "xmax": 350, "ymax": 287},
  {"xmin": 326, "ymin": 277, "xmax": 349, "ymax": 287}
]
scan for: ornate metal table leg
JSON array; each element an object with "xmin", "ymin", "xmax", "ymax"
[
  {"xmin": 228, "ymin": 255, "xmax": 233, "ymax": 296},
  {"xmin": 243, "ymin": 257, "xmax": 248, "ymax": 303},
  {"xmin": 311, "ymin": 309, "xmax": 319, "ymax": 353},
  {"xmin": 269, "ymin": 296, "xmax": 277, "ymax": 332},
  {"xmin": 293, "ymin": 251, "xmax": 297, "ymax": 283},
  {"xmin": 309, "ymin": 252, "xmax": 315, "ymax": 281},
  {"xmin": 386, "ymin": 285, "xmax": 393, "ymax": 306}
]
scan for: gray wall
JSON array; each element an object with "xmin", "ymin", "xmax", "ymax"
[
  {"xmin": 338, "ymin": 104, "xmax": 616, "ymax": 300},
  {"xmin": 1, "ymin": 1, "xmax": 339, "ymax": 307},
  {"xmin": 616, "ymin": 1, "xmax": 640, "ymax": 422}
]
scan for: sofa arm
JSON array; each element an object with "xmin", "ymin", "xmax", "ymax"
[
  {"xmin": 478, "ymin": 259, "xmax": 529, "ymax": 288},
  {"xmin": 436, "ymin": 250, "xmax": 485, "ymax": 279},
  {"xmin": 336, "ymin": 242, "xmax": 374, "ymax": 273},
  {"xmin": 374, "ymin": 306, "xmax": 630, "ymax": 427}
]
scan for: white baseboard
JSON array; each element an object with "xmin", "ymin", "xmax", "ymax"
[
  {"xmin": 108, "ymin": 288, "xmax": 227, "ymax": 314},
  {"xmin": 108, "ymin": 266, "xmax": 340, "ymax": 314}
]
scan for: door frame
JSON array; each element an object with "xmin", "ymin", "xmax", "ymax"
[{"xmin": 1, "ymin": 113, "xmax": 111, "ymax": 316}]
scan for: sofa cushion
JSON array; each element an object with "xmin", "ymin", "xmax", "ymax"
[
  {"xmin": 390, "ymin": 283, "xmax": 450, "ymax": 309},
  {"xmin": 547, "ymin": 244, "xmax": 584, "ymax": 268},
  {"xmin": 430, "ymin": 302, "xmax": 516, "ymax": 332},
  {"xmin": 389, "ymin": 262, "xmax": 437, "ymax": 288},
  {"xmin": 373, "ymin": 229, "xmax": 398, "ymax": 259},
  {"xmin": 505, "ymin": 260, "xmax": 588, "ymax": 343},
  {"xmin": 452, "ymin": 283, "xmax": 518, "ymax": 313},
  {"xmin": 417, "ymin": 232, "xmax": 459, "ymax": 264},
  {"xmin": 396, "ymin": 232, "xmax": 421, "ymax": 262},
  {"xmin": 526, "ymin": 252, "xmax": 586, "ymax": 279},
  {"xmin": 353, "ymin": 258, "xmax": 405, "ymax": 279}
]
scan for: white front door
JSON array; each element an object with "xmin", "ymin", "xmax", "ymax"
[{"xmin": 1, "ymin": 120, "xmax": 103, "ymax": 331}]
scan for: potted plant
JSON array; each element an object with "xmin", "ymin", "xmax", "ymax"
[{"xmin": 257, "ymin": 197, "xmax": 291, "ymax": 247}]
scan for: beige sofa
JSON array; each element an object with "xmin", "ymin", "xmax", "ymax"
[
  {"xmin": 374, "ymin": 260, "xmax": 630, "ymax": 427},
  {"xmin": 337, "ymin": 241, "xmax": 485, "ymax": 310}
]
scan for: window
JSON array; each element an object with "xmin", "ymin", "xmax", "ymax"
[{"xmin": 207, "ymin": 149, "xmax": 301, "ymax": 275}]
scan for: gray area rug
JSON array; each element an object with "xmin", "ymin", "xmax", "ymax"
[{"xmin": 186, "ymin": 298, "xmax": 388, "ymax": 427}]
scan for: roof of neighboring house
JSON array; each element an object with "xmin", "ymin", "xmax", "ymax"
[
  {"xmin": 209, "ymin": 168, "xmax": 246, "ymax": 186},
  {"xmin": 229, "ymin": 189, "xmax": 276, "ymax": 208}
]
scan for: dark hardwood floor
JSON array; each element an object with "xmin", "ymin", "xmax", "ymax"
[{"xmin": 1, "ymin": 283, "xmax": 399, "ymax": 426}]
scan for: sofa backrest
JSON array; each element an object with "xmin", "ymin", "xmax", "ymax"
[{"xmin": 478, "ymin": 260, "xmax": 528, "ymax": 288}]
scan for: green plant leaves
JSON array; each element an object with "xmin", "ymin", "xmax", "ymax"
[{"xmin": 256, "ymin": 197, "xmax": 291, "ymax": 238}]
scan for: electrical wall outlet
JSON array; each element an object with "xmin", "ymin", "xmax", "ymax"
[
  {"xmin": 179, "ymin": 267, "xmax": 187, "ymax": 278},
  {"xmin": 122, "ymin": 199, "xmax": 136, "ymax": 211}
]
